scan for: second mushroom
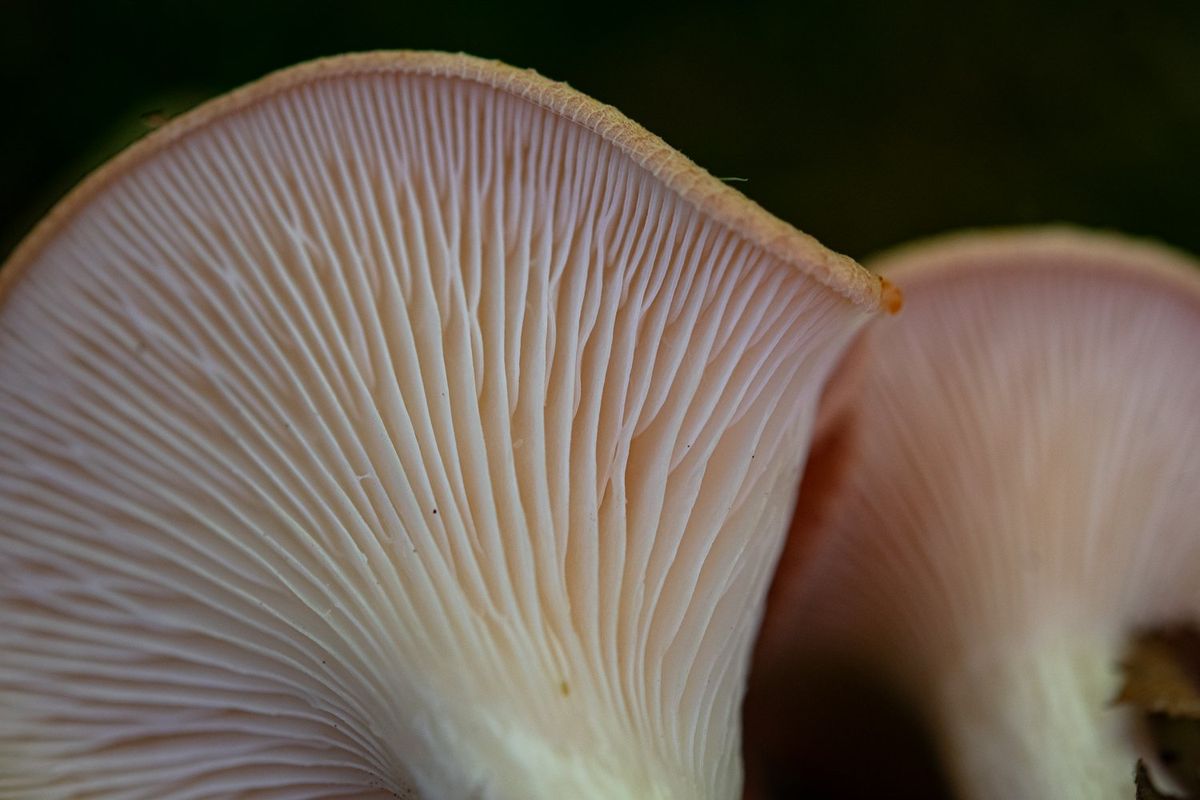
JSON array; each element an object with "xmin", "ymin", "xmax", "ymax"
[{"xmin": 756, "ymin": 228, "xmax": 1200, "ymax": 800}]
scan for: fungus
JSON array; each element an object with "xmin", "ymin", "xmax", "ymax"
[
  {"xmin": 0, "ymin": 52, "xmax": 886, "ymax": 798},
  {"xmin": 756, "ymin": 227, "xmax": 1200, "ymax": 800}
]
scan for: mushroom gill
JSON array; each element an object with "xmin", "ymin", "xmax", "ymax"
[
  {"xmin": 756, "ymin": 227, "xmax": 1200, "ymax": 800},
  {"xmin": 0, "ymin": 52, "xmax": 884, "ymax": 798}
]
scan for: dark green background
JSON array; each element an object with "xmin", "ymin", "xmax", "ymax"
[
  {"xmin": 2, "ymin": 2, "xmax": 1196, "ymax": 797},
  {"xmin": 3, "ymin": 1, "xmax": 1199, "ymax": 267}
]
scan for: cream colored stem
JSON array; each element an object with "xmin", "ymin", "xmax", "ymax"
[{"xmin": 933, "ymin": 635, "xmax": 1137, "ymax": 800}]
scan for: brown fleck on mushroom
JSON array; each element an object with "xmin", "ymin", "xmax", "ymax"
[
  {"xmin": 755, "ymin": 227, "xmax": 1200, "ymax": 800},
  {"xmin": 0, "ymin": 52, "xmax": 885, "ymax": 798}
]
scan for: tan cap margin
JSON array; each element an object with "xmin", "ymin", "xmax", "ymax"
[
  {"xmin": 867, "ymin": 226, "xmax": 1200, "ymax": 310},
  {"xmin": 0, "ymin": 50, "xmax": 887, "ymax": 311}
]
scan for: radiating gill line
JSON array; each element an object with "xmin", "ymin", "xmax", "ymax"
[
  {"xmin": 9, "ymin": 275, "xmax": 432, "ymax": 676},
  {"xmin": 153, "ymin": 130, "xmax": 482, "ymax": 676}
]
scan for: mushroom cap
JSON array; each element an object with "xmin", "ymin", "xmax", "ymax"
[
  {"xmin": 757, "ymin": 227, "xmax": 1200, "ymax": 799},
  {"xmin": 0, "ymin": 52, "xmax": 879, "ymax": 798}
]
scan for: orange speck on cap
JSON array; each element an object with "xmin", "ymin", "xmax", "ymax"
[{"xmin": 879, "ymin": 276, "xmax": 903, "ymax": 314}]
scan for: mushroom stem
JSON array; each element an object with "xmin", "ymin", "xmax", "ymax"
[{"xmin": 934, "ymin": 632, "xmax": 1133, "ymax": 800}]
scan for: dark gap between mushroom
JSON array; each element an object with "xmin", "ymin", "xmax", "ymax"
[{"xmin": 1121, "ymin": 625, "xmax": 1200, "ymax": 799}]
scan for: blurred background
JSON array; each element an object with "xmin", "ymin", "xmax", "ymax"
[
  {"xmin": 3, "ymin": 0, "xmax": 1199, "ymax": 267},
  {"xmin": 3, "ymin": 1, "xmax": 1197, "ymax": 797}
]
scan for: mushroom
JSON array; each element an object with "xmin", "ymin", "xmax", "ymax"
[
  {"xmin": 754, "ymin": 227, "xmax": 1200, "ymax": 800},
  {"xmin": 0, "ymin": 52, "xmax": 889, "ymax": 798}
]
